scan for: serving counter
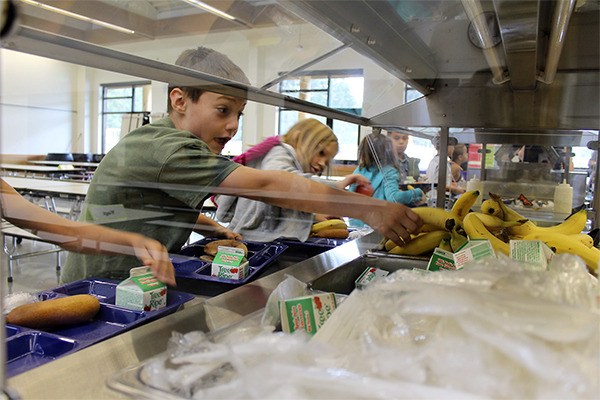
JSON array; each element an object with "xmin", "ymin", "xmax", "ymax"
[{"xmin": 6, "ymin": 232, "xmax": 382, "ymax": 399}]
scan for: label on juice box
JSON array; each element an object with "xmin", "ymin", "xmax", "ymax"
[
  {"xmin": 280, "ymin": 293, "xmax": 337, "ymax": 335},
  {"xmin": 453, "ymin": 239, "xmax": 496, "ymax": 269},
  {"xmin": 211, "ymin": 246, "xmax": 249, "ymax": 280},
  {"xmin": 510, "ymin": 240, "xmax": 553, "ymax": 270},
  {"xmin": 355, "ymin": 267, "xmax": 389, "ymax": 289},
  {"xmin": 427, "ymin": 248, "xmax": 456, "ymax": 271},
  {"xmin": 116, "ymin": 267, "xmax": 167, "ymax": 311}
]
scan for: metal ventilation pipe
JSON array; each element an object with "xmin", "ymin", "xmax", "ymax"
[
  {"xmin": 461, "ymin": 0, "xmax": 509, "ymax": 84},
  {"xmin": 538, "ymin": 0, "xmax": 576, "ymax": 84}
]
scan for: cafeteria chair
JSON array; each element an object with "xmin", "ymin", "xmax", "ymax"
[
  {"xmin": 1, "ymin": 220, "xmax": 62, "ymax": 287},
  {"xmin": 73, "ymin": 153, "xmax": 93, "ymax": 162}
]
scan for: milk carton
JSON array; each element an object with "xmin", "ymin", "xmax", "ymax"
[
  {"xmin": 211, "ymin": 246, "xmax": 249, "ymax": 280},
  {"xmin": 116, "ymin": 267, "xmax": 167, "ymax": 311},
  {"xmin": 355, "ymin": 267, "xmax": 389, "ymax": 289},
  {"xmin": 427, "ymin": 248, "xmax": 457, "ymax": 271},
  {"xmin": 453, "ymin": 239, "xmax": 496, "ymax": 269},
  {"xmin": 280, "ymin": 293, "xmax": 337, "ymax": 335},
  {"xmin": 510, "ymin": 240, "xmax": 553, "ymax": 270}
]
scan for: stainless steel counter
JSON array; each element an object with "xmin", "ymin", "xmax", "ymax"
[{"xmin": 6, "ymin": 233, "xmax": 380, "ymax": 399}]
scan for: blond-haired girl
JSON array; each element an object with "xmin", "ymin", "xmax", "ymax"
[{"xmin": 215, "ymin": 118, "xmax": 370, "ymax": 242}]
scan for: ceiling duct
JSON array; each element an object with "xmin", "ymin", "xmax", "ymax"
[{"xmin": 538, "ymin": 0, "xmax": 576, "ymax": 84}]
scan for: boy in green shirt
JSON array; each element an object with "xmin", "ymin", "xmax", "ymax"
[{"xmin": 62, "ymin": 47, "xmax": 422, "ymax": 284}]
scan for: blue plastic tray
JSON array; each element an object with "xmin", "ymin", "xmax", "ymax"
[
  {"xmin": 5, "ymin": 279, "xmax": 195, "ymax": 377},
  {"xmin": 171, "ymin": 238, "xmax": 288, "ymax": 285},
  {"xmin": 279, "ymin": 236, "xmax": 350, "ymax": 249}
]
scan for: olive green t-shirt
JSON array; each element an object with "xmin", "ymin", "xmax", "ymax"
[{"xmin": 61, "ymin": 117, "xmax": 240, "ymax": 283}]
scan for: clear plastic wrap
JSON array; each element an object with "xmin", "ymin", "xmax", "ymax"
[{"xmin": 110, "ymin": 254, "xmax": 599, "ymax": 399}]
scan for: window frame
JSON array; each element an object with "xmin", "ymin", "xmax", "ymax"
[{"xmin": 100, "ymin": 81, "xmax": 151, "ymax": 153}]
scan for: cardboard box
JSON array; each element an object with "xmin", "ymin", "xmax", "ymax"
[
  {"xmin": 116, "ymin": 267, "xmax": 167, "ymax": 311},
  {"xmin": 211, "ymin": 246, "xmax": 249, "ymax": 280},
  {"xmin": 355, "ymin": 267, "xmax": 389, "ymax": 289},
  {"xmin": 280, "ymin": 293, "xmax": 337, "ymax": 335},
  {"xmin": 510, "ymin": 240, "xmax": 553, "ymax": 270},
  {"xmin": 427, "ymin": 248, "xmax": 457, "ymax": 271},
  {"xmin": 453, "ymin": 239, "xmax": 496, "ymax": 269}
]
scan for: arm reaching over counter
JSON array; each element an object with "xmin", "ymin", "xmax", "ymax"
[{"xmin": 0, "ymin": 178, "xmax": 175, "ymax": 286}]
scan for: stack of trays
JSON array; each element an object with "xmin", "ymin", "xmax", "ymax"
[{"xmin": 5, "ymin": 279, "xmax": 194, "ymax": 377}]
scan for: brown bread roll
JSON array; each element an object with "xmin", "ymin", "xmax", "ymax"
[
  {"xmin": 204, "ymin": 239, "xmax": 248, "ymax": 256},
  {"xmin": 6, "ymin": 294, "xmax": 101, "ymax": 329},
  {"xmin": 311, "ymin": 228, "xmax": 349, "ymax": 239}
]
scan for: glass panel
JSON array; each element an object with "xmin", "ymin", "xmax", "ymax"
[
  {"xmin": 330, "ymin": 77, "xmax": 364, "ymax": 109},
  {"xmin": 105, "ymin": 87, "xmax": 132, "ymax": 98},
  {"xmin": 133, "ymin": 86, "xmax": 144, "ymax": 112},
  {"xmin": 105, "ymin": 98, "xmax": 132, "ymax": 113},
  {"xmin": 332, "ymin": 120, "xmax": 359, "ymax": 161}
]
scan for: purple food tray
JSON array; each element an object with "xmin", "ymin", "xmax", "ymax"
[
  {"xmin": 171, "ymin": 238, "xmax": 288, "ymax": 285},
  {"xmin": 6, "ymin": 279, "xmax": 194, "ymax": 377}
]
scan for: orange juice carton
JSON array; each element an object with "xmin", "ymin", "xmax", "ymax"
[
  {"xmin": 355, "ymin": 267, "xmax": 389, "ymax": 289},
  {"xmin": 280, "ymin": 293, "xmax": 337, "ymax": 335},
  {"xmin": 116, "ymin": 266, "xmax": 167, "ymax": 311},
  {"xmin": 453, "ymin": 239, "xmax": 496, "ymax": 269},
  {"xmin": 211, "ymin": 246, "xmax": 249, "ymax": 280},
  {"xmin": 509, "ymin": 240, "xmax": 553, "ymax": 270},
  {"xmin": 427, "ymin": 248, "xmax": 456, "ymax": 271}
]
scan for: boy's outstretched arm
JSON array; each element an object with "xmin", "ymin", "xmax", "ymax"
[{"xmin": 216, "ymin": 166, "xmax": 422, "ymax": 246}]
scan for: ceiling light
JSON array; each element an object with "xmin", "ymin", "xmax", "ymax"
[
  {"xmin": 20, "ymin": 0, "xmax": 135, "ymax": 35},
  {"xmin": 180, "ymin": 0, "xmax": 236, "ymax": 21}
]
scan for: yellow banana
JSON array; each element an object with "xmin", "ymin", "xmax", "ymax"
[
  {"xmin": 485, "ymin": 193, "xmax": 588, "ymax": 237},
  {"xmin": 389, "ymin": 230, "xmax": 450, "ymax": 256},
  {"xmin": 384, "ymin": 239, "xmax": 397, "ymax": 251},
  {"xmin": 411, "ymin": 207, "xmax": 457, "ymax": 232},
  {"xmin": 463, "ymin": 212, "xmax": 509, "ymax": 255},
  {"xmin": 450, "ymin": 226, "xmax": 468, "ymax": 252},
  {"xmin": 523, "ymin": 231, "xmax": 600, "ymax": 274},
  {"xmin": 480, "ymin": 198, "xmax": 503, "ymax": 218},
  {"xmin": 471, "ymin": 212, "xmax": 528, "ymax": 232},
  {"xmin": 438, "ymin": 236, "xmax": 453, "ymax": 252},
  {"xmin": 569, "ymin": 233, "xmax": 594, "ymax": 248},
  {"xmin": 311, "ymin": 219, "xmax": 347, "ymax": 233},
  {"xmin": 450, "ymin": 190, "xmax": 480, "ymax": 221}
]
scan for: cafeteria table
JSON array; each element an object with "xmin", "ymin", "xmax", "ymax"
[{"xmin": 0, "ymin": 163, "xmax": 84, "ymax": 178}]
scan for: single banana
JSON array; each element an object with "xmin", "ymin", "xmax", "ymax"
[
  {"xmin": 485, "ymin": 193, "xmax": 588, "ymax": 237},
  {"xmin": 463, "ymin": 212, "xmax": 510, "ymax": 255},
  {"xmin": 523, "ymin": 231, "xmax": 600, "ymax": 274},
  {"xmin": 411, "ymin": 207, "xmax": 457, "ymax": 232},
  {"xmin": 450, "ymin": 226, "xmax": 468, "ymax": 252},
  {"xmin": 389, "ymin": 230, "xmax": 450, "ymax": 256},
  {"xmin": 471, "ymin": 212, "xmax": 528, "ymax": 232},
  {"xmin": 438, "ymin": 236, "xmax": 453, "ymax": 252},
  {"xmin": 311, "ymin": 219, "xmax": 347, "ymax": 233},
  {"xmin": 450, "ymin": 190, "xmax": 480, "ymax": 221},
  {"xmin": 480, "ymin": 198, "xmax": 504, "ymax": 218},
  {"xmin": 384, "ymin": 239, "xmax": 397, "ymax": 251},
  {"xmin": 569, "ymin": 233, "xmax": 594, "ymax": 248}
]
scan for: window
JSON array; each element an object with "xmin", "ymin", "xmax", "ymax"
[
  {"xmin": 101, "ymin": 82, "xmax": 151, "ymax": 153},
  {"xmin": 278, "ymin": 69, "xmax": 364, "ymax": 161},
  {"xmin": 405, "ymin": 85, "xmax": 423, "ymax": 103}
]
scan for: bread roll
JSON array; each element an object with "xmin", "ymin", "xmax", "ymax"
[
  {"xmin": 6, "ymin": 294, "xmax": 101, "ymax": 329},
  {"xmin": 204, "ymin": 239, "xmax": 248, "ymax": 256},
  {"xmin": 311, "ymin": 228, "xmax": 349, "ymax": 239}
]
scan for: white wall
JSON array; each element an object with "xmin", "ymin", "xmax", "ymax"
[{"xmin": 0, "ymin": 50, "xmax": 79, "ymax": 154}]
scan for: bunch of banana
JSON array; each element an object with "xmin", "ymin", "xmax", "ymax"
[
  {"xmin": 476, "ymin": 192, "xmax": 597, "ymax": 274},
  {"xmin": 311, "ymin": 219, "xmax": 349, "ymax": 239},
  {"xmin": 388, "ymin": 230, "xmax": 451, "ymax": 256}
]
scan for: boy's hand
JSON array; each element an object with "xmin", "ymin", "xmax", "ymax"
[
  {"xmin": 213, "ymin": 225, "xmax": 243, "ymax": 241},
  {"xmin": 365, "ymin": 202, "xmax": 422, "ymax": 246},
  {"xmin": 132, "ymin": 236, "xmax": 176, "ymax": 286}
]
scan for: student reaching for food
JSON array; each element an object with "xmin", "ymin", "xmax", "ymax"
[
  {"xmin": 0, "ymin": 178, "xmax": 175, "ymax": 286},
  {"xmin": 61, "ymin": 47, "xmax": 422, "ymax": 283},
  {"xmin": 215, "ymin": 118, "xmax": 371, "ymax": 242}
]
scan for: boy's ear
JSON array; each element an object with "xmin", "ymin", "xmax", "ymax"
[{"xmin": 169, "ymin": 88, "xmax": 186, "ymax": 113}]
